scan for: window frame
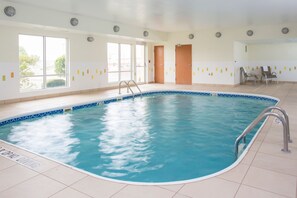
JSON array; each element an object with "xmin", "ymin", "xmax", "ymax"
[
  {"xmin": 19, "ymin": 34, "xmax": 69, "ymax": 92},
  {"xmin": 107, "ymin": 42, "xmax": 132, "ymax": 83},
  {"xmin": 135, "ymin": 44, "xmax": 146, "ymax": 83}
]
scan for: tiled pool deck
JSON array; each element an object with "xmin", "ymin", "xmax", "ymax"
[{"xmin": 0, "ymin": 83, "xmax": 296, "ymax": 198}]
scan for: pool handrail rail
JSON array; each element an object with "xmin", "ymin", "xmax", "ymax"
[
  {"xmin": 119, "ymin": 81, "xmax": 135, "ymax": 97},
  {"xmin": 127, "ymin": 80, "xmax": 143, "ymax": 97},
  {"xmin": 234, "ymin": 106, "xmax": 291, "ymax": 158}
]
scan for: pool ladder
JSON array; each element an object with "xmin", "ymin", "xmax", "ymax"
[
  {"xmin": 234, "ymin": 106, "xmax": 292, "ymax": 159},
  {"xmin": 119, "ymin": 80, "xmax": 142, "ymax": 98}
]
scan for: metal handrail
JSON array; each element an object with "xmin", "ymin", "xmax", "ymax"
[
  {"xmin": 119, "ymin": 81, "xmax": 135, "ymax": 97},
  {"xmin": 263, "ymin": 106, "xmax": 292, "ymax": 143},
  {"xmin": 128, "ymin": 80, "xmax": 143, "ymax": 96},
  {"xmin": 234, "ymin": 107, "xmax": 291, "ymax": 158}
]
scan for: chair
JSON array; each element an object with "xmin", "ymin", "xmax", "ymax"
[
  {"xmin": 260, "ymin": 66, "xmax": 277, "ymax": 85},
  {"xmin": 240, "ymin": 67, "xmax": 258, "ymax": 84}
]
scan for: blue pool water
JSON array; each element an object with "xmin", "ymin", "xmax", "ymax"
[{"xmin": 0, "ymin": 91, "xmax": 277, "ymax": 183}]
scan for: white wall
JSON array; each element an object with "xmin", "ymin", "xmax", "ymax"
[
  {"xmin": 0, "ymin": 1, "xmax": 168, "ymax": 42},
  {"xmin": 147, "ymin": 43, "xmax": 155, "ymax": 83},
  {"xmin": 234, "ymin": 42, "xmax": 249, "ymax": 84},
  {"xmin": 160, "ymin": 24, "xmax": 297, "ymax": 85},
  {"xmin": 0, "ymin": 25, "xmax": 154, "ymax": 101},
  {"xmin": 246, "ymin": 42, "xmax": 297, "ymax": 81},
  {"xmin": 1, "ymin": 0, "xmax": 297, "ymax": 100}
]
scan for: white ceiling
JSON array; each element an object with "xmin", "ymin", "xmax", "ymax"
[{"xmin": 5, "ymin": 0, "xmax": 297, "ymax": 32}]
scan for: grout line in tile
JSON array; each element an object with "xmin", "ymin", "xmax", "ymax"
[
  {"xmin": 242, "ymin": 183, "xmax": 294, "ymax": 198},
  {"xmin": 109, "ymin": 184, "xmax": 128, "ymax": 198},
  {"xmin": 0, "ymin": 173, "xmax": 40, "ymax": 193},
  {"xmin": 295, "ymin": 177, "xmax": 297, "ymax": 198},
  {"xmin": 157, "ymin": 184, "xmax": 185, "ymax": 193},
  {"xmin": 48, "ymin": 186, "xmax": 93, "ymax": 198}
]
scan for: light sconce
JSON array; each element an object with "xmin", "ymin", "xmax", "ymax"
[
  {"xmin": 246, "ymin": 30, "xmax": 253, "ymax": 36},
  {"xmin": 188, "ymin": 34, "xmax": 194, "ymax": 39},
  {"xmin": 70, "ymin": 18, "xmax": 79, "ymax": 26},
  {"xmin": 87, "ymin": 36, "xmax": 94, "ymax": 42},
  {"xmin": 215, "ymin": 32, "xmax": 222, "ymax": 38},
  {"xmin": 281, "ymin": 27, "xmax": 289, "ymax": 34},
  {"xmin": 113, "ymin": 25, "xmax": 120, "ymax": 32},
  {"xmin": 4, "ymin": 6, "xmax": 16, "ymax": 17},
  {"xmin": 143, "ymin": 31, "xmax": 149, "ymax": 37}
]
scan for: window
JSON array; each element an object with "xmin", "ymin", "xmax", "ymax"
[
  {"xmin": 19, "ymin": 35, "xmax": 68, "ymax": 91},
  {"xmin": 135, "ymin": 44, "xmax": 145, "ymax": 83},
  {"xmin": 107, "ymin": 43, "xmax": 132, "ymax": 83}
]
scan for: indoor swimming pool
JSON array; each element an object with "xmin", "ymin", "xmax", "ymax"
[{"xmin": 0, "ymin": 91, "xmax": 278, "ymax": 183}]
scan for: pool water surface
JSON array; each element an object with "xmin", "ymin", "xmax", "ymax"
[{"xmin": 0, "ymin": 91, "xmax": 277, "ymax": 183}]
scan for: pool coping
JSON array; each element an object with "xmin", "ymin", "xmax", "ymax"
[{"xmin": 0, "ymin": 90, "xmax": 280, "ymax": 186}]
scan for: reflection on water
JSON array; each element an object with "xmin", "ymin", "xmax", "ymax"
[
  {"xmin": 9, "ymin": 114, "xmax": 79, "ymax": 164},
  {"xmin": 98, "ymin": 99, "xmax": 159, "ymax": 177}
]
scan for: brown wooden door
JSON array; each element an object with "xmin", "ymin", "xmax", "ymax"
[
  {"xmin": 176, "ymin": 45, "xmax": 192, "ymax": 84},
  {"xmin": 154, "ymin": 46, "xmax": 164, "ymax": 83}
]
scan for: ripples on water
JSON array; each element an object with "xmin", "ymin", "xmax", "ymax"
[{"xmin": 0, "ymin": 94, "xmax": 276, "ymax": 182}]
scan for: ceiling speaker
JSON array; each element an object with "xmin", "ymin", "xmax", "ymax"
[
  {"xmin": 215, "ymin": 32, "xmax": 222, "ymax": 38},
  {"xmin": 246, "ymin": 30, "xmax": 253, "ymax": 36},
  {"xmin": 113, "ymin": 25, "xmax": 120, "ymax": 32},
  {"xmin": 70, "ymin": 18, "xmax": 79, "ymax": 26},
  {"xmin": 87, "ymin": 36, "xmax": 94, "ymax": 42},
  {"xmin": 4, "ymin": 6, "xmax": 16, "ymax": 17},
  {"xmin": 281, "ymin": 27, "xmax": 289, "ymax": 34},
  {"xmin": 188, "ymin": 34, "xmax": 194, "ymax": 39},
  {"xmin": 143, "ymin": 31, "xmax": 149, "ymax": 37}
]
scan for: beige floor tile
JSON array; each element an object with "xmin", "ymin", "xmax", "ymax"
[
  {"xmin": 259, "ymin": 142, "xmax": 297, "ymax": 160},
  {"xmin": 71, "ymin": 176, "xmax": 126, "ymax": 198},
  {"xmin": 218, "ymin": 164, "xmax": 250, "ymax": 183},
  {"xmin": 0, "ymin": 175, "xmax": 66, "ymax": 198},
  {"xmin": 0, "ymin": 142, "xmax": 37, "ymax": 159},
  {"xmin": 158, "ymin": 184, "xmax": 184, "ymax": 192},
  {"xmin": 249, "ymin": 141, "xmax": 262, "ymax": 152},
  {"xmin": 240, "ymin": 150, "xmax": 257, "ymax": 165},
  {"xmin": 50, "ymin": 187, "xmax": 92, "ymax": 198},
  {"xmin": 43, "ymin": 165, "xmax": 87, "ymax": 185},
  {"xmin": 0, "ymin": 156, "xmax": 16, "ymax": 170},
  {"xmin": 255, "ymin": 131, "xmax": 267, "ymax": 142},
  {"xmin": 242, "ymin": 166, "xmax": 296, "ymax": 197},
  {"xmin": 173, "ymin": 193, "xmax": 192, "ymax": 198},
  {"xmin": 31, "ymin": 155, "xmax": 60, "ymax": 173},
  {"xmin": 112, "ymin": 185, "xmax": 175, "ymax": 198},
  {"xmin": 252, "ymin": 152, "xmax": 297, "ymax": 176},
  {"xmin": 235, "ymin": 185, "xmax": 288, "ymax": 198},
  {"xmin": 264, "ymin": 131, "xmax": 297, "ymax": 146},
  {"xmin": 0, "ymin": 165, "xmax": 38, "ymax": 192},
  {"xmin": 178, "ymin": 178, "xmax": 240, "ymax": 198}
]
